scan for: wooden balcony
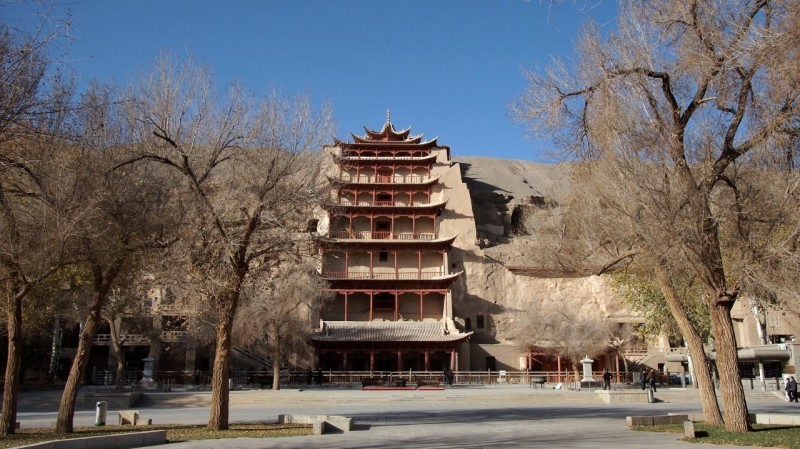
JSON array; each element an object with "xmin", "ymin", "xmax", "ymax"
[
  {"xmin": 327, "ymin": 231, "xmax": 436, "ymax": 240},
  {"xmin": 320, "ymin": 270, "xmax": 451, "ymax": 280},
  {"xmin": 338, "ymin": 174, "xmax": 435, "ymax": 185}
]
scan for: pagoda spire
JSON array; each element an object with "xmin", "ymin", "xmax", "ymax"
[{"xmin": 386, "ymin": 108, "xmax": 391, "ymax": 124}]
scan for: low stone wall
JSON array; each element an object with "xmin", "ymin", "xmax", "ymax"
[
  {"xmin": 77, "ymin": 392, "xmax": 142, "ymax": 409},
  {"xmin": 15, "ymin": 430, "xmax": 165, "ymax": 449},
  {"xmin": 627, "ymin": 414, "xmax": 689, "ymax": 426},
  {"xmin": 597, "ymin": 390, "xmax": 649, "ymax": 404},
  {"xmin": 278, "ymin": 414, "xmax": 353, "ymax": 435}
]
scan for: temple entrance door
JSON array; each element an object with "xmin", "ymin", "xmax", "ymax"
[
  {"xmin": 375, "ymin": 351, "xmax": 395, "ymax": 372},
  {"xmin": 430, "ymin": 351, "xmax": 449, "ymax": 371},
  {"xmin": 319, "ymin": 352, "xmax": 341, "ymax": 370},
  {"xmin": 403, "ymin": 351, "xmax": 422, "ymax": 371},
  {"xmin": 350, "ymin": 351, "xmax": 367, "ymax": 371}
]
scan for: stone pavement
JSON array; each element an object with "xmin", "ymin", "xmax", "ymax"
[{"xmin": 16, "ymin": 385, "xmax": 796, "ymax": 449}]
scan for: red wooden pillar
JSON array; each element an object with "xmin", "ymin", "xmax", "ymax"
[
  {"xmin": 370, "ymin": 351, "xmax": 375, "ymax": 373},
  {"xmin": 417, "ymin": 251, "xmax": 422, "ymax": 278},
  {"xmin": 369, "ymin": 251, "xmax": 374, "ymax": 278},
  {"xmin": 419, "ymin": 292, "xmax": 424, "ymax": 321},
  {"xmin": 394, "ymin": 251, "xmax": 398, "ymax": 278},
  {"xmin": 369, "ymin": 291, "xmax": 374, "ymax": 321},
  {"xmin": 450, "ymin": 348, "xmax": 456, "ymax": 370},
  {"xmin": 397, "ymin": 351, "xmax": 403, "ymax": 371},
  {"xmin": 344, "ymin": 251, "xmax": 349, "ymax": 277},
  {"xmin": 344, "ymin": 292, "xmax": 349, "ymax": 321},
  {"xmin": 557, "ymin": 356, "xmax": 562, "ymax": 382},
  {"xmin": 394, "ymin": 291, "xmax": 399, "ymax": 321},
  {"xmin": 424, "ymin": 351, "xmax": 430, "ymax": 371},
  {"xmin": 343, "ymin": 352, "xmax": 349, "ymax": 371}
]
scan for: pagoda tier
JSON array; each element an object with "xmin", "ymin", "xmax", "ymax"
[
  {"xmin": 336, "ymin": 152, "xmax": 437, "ymax": 164},
  {"xmin": 316, "ymin": 234, "xmax": 457, "ymax": 250},
  {"xmin": 352, "ymin": 120, "xmax": 417, "ymax": 142},
  {"xmin": 322, "ymin": 271, "xmax": 462, "ymax": 290},
  {"xmin": 322, "ymin": 200, "xmax": 447, "ymax": 215},
  {"xmin": 327, "ymin": 174, "xmax": 439, "ymax": 186}
]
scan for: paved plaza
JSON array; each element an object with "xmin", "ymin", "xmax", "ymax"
[{"xmin": 15, "ymin": 385, "xmax": 795, "ymax": 449}]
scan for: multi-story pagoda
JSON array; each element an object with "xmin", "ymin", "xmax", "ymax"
[{"xmin": 310, "ymin": 116, "xmax": 472, "ymax": 372}]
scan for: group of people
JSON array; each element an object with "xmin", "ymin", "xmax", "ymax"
[
  {"xmin": 785, "ymin": 376, "xmax": 798, "ymax": 403},
  {"xmin": 306, "ymin": 367, "xmax": 323, "ymax": 386},
  {"xmin": 640, "ymin": 368, "xmax": 658, "ymax": 392}
]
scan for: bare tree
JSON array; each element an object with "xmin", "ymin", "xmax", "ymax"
[
  {"xmin": 514, "ymin": 0, "xmax": 800, "ymax": 431},
  {"xmin": 234, "ymin": 260, "xmax": 328, "ymax": 390},
  {"xmin": 513, "ymin": 302, "xmax": 611, "ymax": 381},
  {"xmin": 52, "ymin": 83, "xmax": 179, "ymax": 433},
  {"xmin": 123, "ymin": 54, "xmax": 333, "ymax": 429},
  {"xmin": 0, "ymin": 7, "xmax": 74, "ymax": 435}
]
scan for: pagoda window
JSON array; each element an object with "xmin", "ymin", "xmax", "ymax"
[
  {"xmin": 373, "ymin": 295, "xmax": 394, "ymax": 310},
  {"xmin": 477, "ymin": 314, "xmax": 485, "ymax": 329},
  {"xmin": 379, "ymin": 250, "xmax": 388, "ymax": 262},
  {"xmin": 465, "ymin": 317, "xmax": 472, "ymax": 331}
]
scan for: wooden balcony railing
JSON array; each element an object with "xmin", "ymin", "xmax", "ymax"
[
  {"xmin": 320, "ymin": 270, "xmax": 449, "ymax": 280},
  {"xmin": 339, "ymin": 174, "xmax": 433, "ymax": 184},
  {"xmin": 327, "ymin": 231, "xmax": 436, "ymax": 240},
  {"xmin": 337, "ymin": 200, "xmax": 429, "ymax": 207}
]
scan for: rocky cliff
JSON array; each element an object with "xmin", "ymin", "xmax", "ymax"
[{"xmin": 449, "ymin": 157, "xmax": 631, "ymax": 346}]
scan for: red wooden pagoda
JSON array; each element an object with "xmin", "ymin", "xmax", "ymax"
[{"xmin": 311, "ymin": 116, "xmax": 470, "ymax": 372}]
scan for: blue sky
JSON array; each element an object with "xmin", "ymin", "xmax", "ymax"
[{"xmin": 4, "ymin": 1, "xmax": 617, "ymax": 161}]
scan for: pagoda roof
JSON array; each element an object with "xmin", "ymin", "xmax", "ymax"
[
  {"xmin": 322, "ymin": 200, "xmax": 448, "ymax": 215},
  {"xmin": 323, "ymin": 271, "xmax": 462, "ymax": 290},
  {"xmin": 335, "ymin": 136, "xmax": 439, "ymax": 149},
  {"xmin": 326, "ymin": 175, "xmax": 440, "ymax": 187},
  {"xmin": 316, "ymin": 234, "xmax": 458, "ymax": 251},
  {"xmin": 310, "ymin": 321, "xmax": 472, "ymax": 344}
]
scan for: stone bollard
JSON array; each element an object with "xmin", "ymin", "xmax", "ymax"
[
  {"xmin": 647, "ymin": 389, "xmax": 654, "ymax": 403},
  {"xmin": 683, "ymin": 420, "xmax": 696, "ymax": 438},
  {"xmin": 94, "ymin": 401, "xmax": 107, "ymax": 426}
]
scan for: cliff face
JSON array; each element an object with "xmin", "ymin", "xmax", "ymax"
[{"xmin": 449, "ymin": 157, "xmax": 632, "ymax": 348}]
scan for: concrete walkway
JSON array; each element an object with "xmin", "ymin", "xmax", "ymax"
[{"xmin": 16, "ymin": 385, "xmax": 797, "ymax": 449}]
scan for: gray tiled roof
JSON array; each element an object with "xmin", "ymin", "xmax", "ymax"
[{"xmin": 310, "ymin": 321, "xmax": 471, "ymax": 343}]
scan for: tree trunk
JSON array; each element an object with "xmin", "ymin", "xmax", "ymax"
[
  {"xmin": 654, "ymin": 263, "xmax": 723, "ymax": 425},
  {"xmin": 1, "ymin": 281, "xmax": 24, "ymax": 435},
  {"xmin": 54, "ymin": 290, "xmax": 104, "ymax": 433},
  {"xmin": 710, "ymin": 302, "xmax": 751, "ymax": 432},
  {"xmin": 272, "ymin": 333, "xmax": 281, "ymax": 391},
  {"xmin": 208, "ymin": 310, "xmax": 234, "ymax": 430},
  {"xmin": 106, "ymin": 317, "xmax": 125, "ymax": 390}
]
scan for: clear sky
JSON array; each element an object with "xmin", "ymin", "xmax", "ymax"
[{"xmin": 3, "ymin": 1, "xmax": 617, "ymax": 162}]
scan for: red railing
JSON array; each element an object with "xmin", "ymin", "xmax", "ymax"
[
  {"xmin": 338, "ymin": 174, "xmax": 432, "ymax": 184},
  {"xmin": 327, "ymin": 231, "xmax": 436, "ymax": 240},
  {"xmin": 320, "ymin": 270, "xmax": 448, "ymax": 280},
  {"xmin": 337, "ymin": 200, "xmax": 428, "ymax": 207}
]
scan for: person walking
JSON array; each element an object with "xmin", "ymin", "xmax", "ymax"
[
  {"xmin": 602, "ymin": 369, "xmax": 612, "ymax": 390},
  {"xmin": 789, "ymin": 376, "xmax": 798, "ymax": 403},
  {"xmin": 641, "ymin": 369, "xmax": 647, "ymax": 390}
]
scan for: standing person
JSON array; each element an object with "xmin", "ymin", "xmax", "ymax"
[
  {"xmin": 648, "ymin": 369, "xmax": 657, "ymax": 392},
  {"xmin": 306, "ymin": 368, "xmax": 312, "ymax": 385},
  {"xmin": 315, "ymin": 368, "xmax": 323, "ymax": 386},
  {"xmin": 602, "ymin": 369, "xmax": 612, "ymax": 390},
  {"xmin": 789, "ymin": 377, "xmax": 798, "ymax": 403},
  {"xmin": 641, "ymin": 369, "xmax": 647, "ymax": 390},
  {"xmin": 785, "ymin": 377, "xmax": 793, "ymax": 401}
]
